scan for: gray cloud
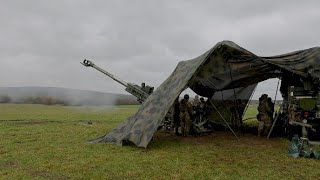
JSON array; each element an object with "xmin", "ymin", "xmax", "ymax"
[{"xmin": 1, "ymin": 0, "xmax": 319, "ymax": 98}]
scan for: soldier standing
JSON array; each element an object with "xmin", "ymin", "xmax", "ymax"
[
  {"xmin": 200, "ymin": 97, "xmax": 206, "ymax": 105},
  {"xmin": 198, "ymin": 97, "xmax": 207, "ymax": 122},
  {"xmin": 171, "ymin": 98, "xmax": 181, "ymax": 136},
  {"xmin": 257, "ymin": 94, "xmax": 272, "ymax": 136},
  {"xmin": 199, "ymin": 97, "xmax": 206, "ymax": 111},
  {"xmin": 231, "ymin": 99, "xmax": 245, "ymax": 131},
  {"xmin": 192, "ymin": 95, "xmax": 200, "ymax": 108},
  {"xmin": 192, "ymin": 95, "xmax": 200, "ymax": 117},
  {"xmin": 180, "ymin": 94, "xmax": 193, "ymax": 137}
]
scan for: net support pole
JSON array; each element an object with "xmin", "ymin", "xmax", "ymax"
[
  {"xmin": 267, "ymin": 106, "xmax": 282, "ymax": 139},
  {"xmin": 209, "ymin": 100, "xmax": 240, "ymax": 141}
]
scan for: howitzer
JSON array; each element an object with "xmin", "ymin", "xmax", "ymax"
[
  {"xmin": 81, "ymin": 60, "xmax": 211, "ymax": 134},
  {"xmin": 81, "ymin": 59, "xmax": 154, "ymax": 103},
  {"xmin": 81, "ymin": 59, "xmax": 173, "ymax": 132}
]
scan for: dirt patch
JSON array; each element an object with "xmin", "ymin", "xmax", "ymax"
[{"xmin": 154, "ymin": 131, "xmax": 284, "ymax": 147}]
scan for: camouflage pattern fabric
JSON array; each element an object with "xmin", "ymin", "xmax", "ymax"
[
  {"xmin": 92, "ymin": 41, "xmax": 320, "ymax": 147},
  {"xmin": 264, "ymin": 48, "xmax": 320, "ymax": 77},
  {"xmin": 90, "ymin": 42, "xmax": 214, "ymax": 147}
]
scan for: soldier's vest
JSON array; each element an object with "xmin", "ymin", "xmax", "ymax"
[
  {"xmin": 258, "ymin": 100, "xmax": 268, "ymax": 114},
  {"xmin": 258, "ymin": 100, "xmax": 272, "ymax": 123},
  {"xmin": 180, "ymin": 99, "xmax": 188, "ymax": 112},
  {"xmin": 193, "ymin": 99, "xmax": 200, "ymax": 107}
]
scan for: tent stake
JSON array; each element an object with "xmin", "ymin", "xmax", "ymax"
[{"xmin": 209, "ymin": 100, "xmax": 240, "ymax": 141}]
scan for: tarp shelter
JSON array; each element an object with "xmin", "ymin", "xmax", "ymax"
[{"xmin": 92, "ymin": 41, "xmax": 320, "ymax": 147}]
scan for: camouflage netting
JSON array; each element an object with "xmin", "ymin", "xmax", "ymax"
[
  {"xmin": 206, "ymin": 85, "xmax": 257, "ymax": 127},
  {"xmin": 92, "ymin": 41, "xmax": 320, "ymax": 147}
]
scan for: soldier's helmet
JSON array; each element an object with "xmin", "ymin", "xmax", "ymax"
[
  {"xmin": 261, "ymin": 94, "xmax": 268, "ymax": 99},
  {"xmin": 184, "ymin": 94, "xmax": 189, "ymax": 100},
  {"xmin": 195, "ymin": 95, "xmax": 199, "ymax": 99},
  {"xmin": 200, "ymin": 97, "xmax": 204, "ymax": 101}
]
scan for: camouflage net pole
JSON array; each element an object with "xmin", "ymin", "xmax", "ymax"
[{"xmin": 209, "ymin": 100, "xmax": 240, "ymax": 141}]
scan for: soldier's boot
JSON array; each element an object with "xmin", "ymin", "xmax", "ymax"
[
  {"xmin": 258, "ymin": 126, "xmax": 264, "ymax": 137},
  {"xmin": 185, "ymin": 128, "xmax": 189, "ymax": 137},
  {"xmin": 258, "ymin": 121, "xmax": 265, "ymax": 137},
  {"xmin": 174, "ymin": 127, "xmax": 181, "ymax": 136},
  {"xmin": 181, "ymin": 127, "xmax": 185, "ymax": 137}
]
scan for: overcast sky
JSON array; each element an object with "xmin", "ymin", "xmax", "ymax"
[{"xmin": 1, "ymin": 0, "xmax": 320, "ymax": 99}]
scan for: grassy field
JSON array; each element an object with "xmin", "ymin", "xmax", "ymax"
[{"xmin": 1, "ymin": 104, "xmax": 320, "ymax": 179}]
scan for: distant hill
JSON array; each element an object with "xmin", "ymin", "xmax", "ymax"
[{"xmin": 0, "ymin": 87, "xmax": 137, "ymax": 105}]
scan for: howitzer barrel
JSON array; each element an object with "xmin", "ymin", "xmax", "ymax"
[
  {"xmin": 81, "ymin": 59, "xmax": 128, "ymax": 87},
  {"xmin": 81, "ymin": 59, "xmax": 152, "ymax": 103}
]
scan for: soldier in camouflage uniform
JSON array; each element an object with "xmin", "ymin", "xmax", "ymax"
[
  {"xmin": 192, "ymin": 95, "xmax": 200, "ymax": 108},
  {"xmin": 192, "ymin": 95, "xmax": 201, "ymax": 118},
  {"xmin": 231, "ymin": 99, "xmax": 245, "ymax": 132},
  {"xmin": 257, "ymin": 94, "xmax": 272, "ymax": 136},
  {"xmin": 180, "ymin": 94, "xmax": 193, "ymax": 137},
  {"xmin": 171, "ymin": 98, "xmax": 181, "ymax": 136},
  {"xmin": 199, "ymin": 97, "xmax": 206, "ymax": 114}
]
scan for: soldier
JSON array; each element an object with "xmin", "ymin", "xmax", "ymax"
[
  {"xmin": 192, "ymin": 95, "xmax": 200, "ymax": 108},
  {"xmin": 198, "ymin": 97, "xmax": 207, "ymax": 122},
  {"xmin": 180, "ymin": 94, "xmax": 193, "ymax": 137},
  {"xmin": 231, "ymin": 99, "xmax": 245, "ymax": 131},
  {"xmin": 237, "ymin": 99, "xmax": 246, "ymax": 122},
  {"xmin": 257, "ymin": 94, "xmax": 272, "ymax": 136},
  {"xmin": 171, "ymin": 98, "xmax": 181, "ymax": 136},
  {"xmin": 199, "ymin": 97, "xmax": 206, "ymax": 110},
  {"xmin": 200, "ymin": 97, "xmax": 205, "ymax": 104},
  {"xmin": 192, "ymin": 95, "xmax": 201, "ymax": 116}
]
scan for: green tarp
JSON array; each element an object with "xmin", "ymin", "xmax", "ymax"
[{"xmin": 92, "ymin": 41, "xmax": 320, "ymax": 147}]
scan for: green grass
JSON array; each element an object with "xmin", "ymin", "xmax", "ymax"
[{"xmin": 1, "ymin": 104, "xmax": 320, "ymax": 179}]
